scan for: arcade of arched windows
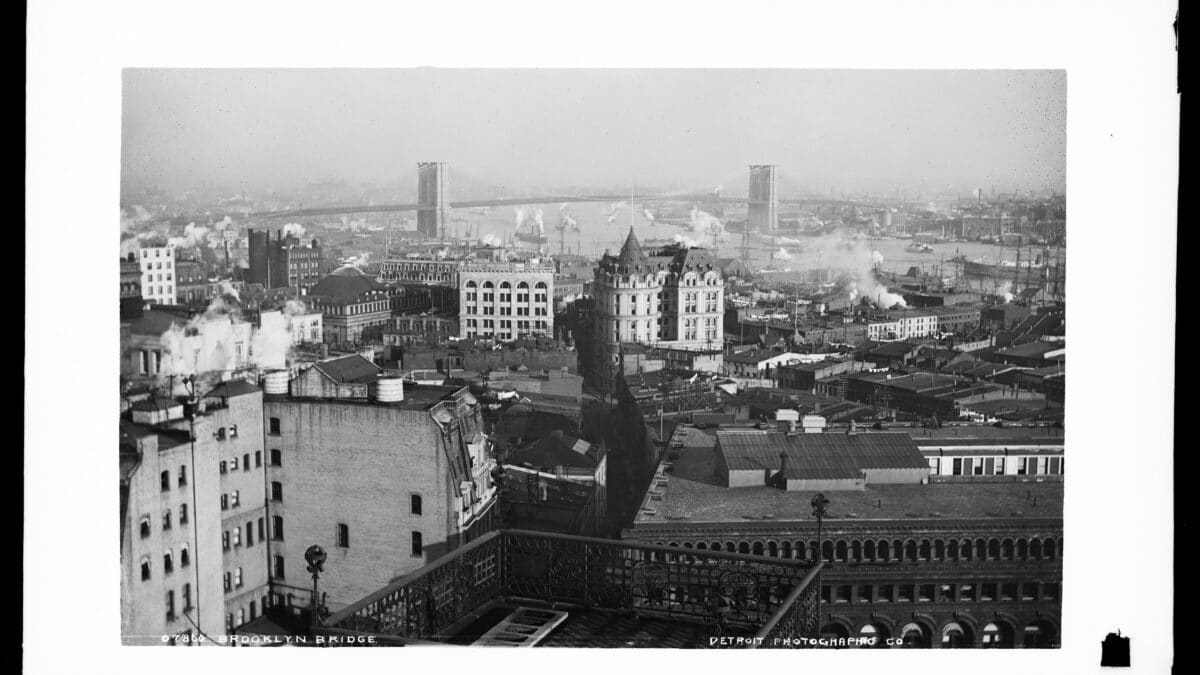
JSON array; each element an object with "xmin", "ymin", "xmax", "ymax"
[{"xmin": 650, "ymin": 535, "xmax": 1062, "ymax": 564}]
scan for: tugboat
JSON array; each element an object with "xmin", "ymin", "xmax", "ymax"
[
  {"xmin": 514, "ymin": 207, "xmax": 549, "ymax": 245},
  {"xmin": 906, "ymin": 242, "xmax": 935, "ymax": 253}
]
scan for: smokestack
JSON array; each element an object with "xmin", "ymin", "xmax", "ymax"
[{"xmin": 847, "ymin": 419, "xmax": 858, "ymax": 436}]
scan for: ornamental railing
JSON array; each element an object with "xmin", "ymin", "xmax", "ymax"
[{"xmin": 321, "ymin": 529, "xmax": 821, "ymax": 644}]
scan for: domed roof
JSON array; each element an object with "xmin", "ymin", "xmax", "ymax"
[{"xmin": 310, "ymin": 266, "xmax": 389, "ymax": 302}]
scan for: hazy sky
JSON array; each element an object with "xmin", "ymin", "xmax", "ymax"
[{"xmin": 122, "ymin": 69, "xmax": 1065, "ymax": 196}]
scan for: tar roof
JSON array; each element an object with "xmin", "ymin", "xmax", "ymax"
[
  {"xmin": 312, "ymin": 354, "xmax": 382, "ymax": 383},
  {"xmin": 639, "ymin": 427, "xmax": 1063, "ymax": 524}
]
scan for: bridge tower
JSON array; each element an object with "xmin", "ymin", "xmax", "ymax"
[
  {"xmin": 747, "ymin": 164, "xmax": 778, "ymax": 234},
  {"xmin": 416, "ymin": 162, "xmax": 449, "ymax": 239}
]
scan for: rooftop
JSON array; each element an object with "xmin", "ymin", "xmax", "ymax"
[
  {"xmin": 635, "ymin": 427, "xmax": 1063, "ymax": 525},
  {"xmin": 509, "ymin": 431, "xmax": 601, "ymax": 471},
  {"xmin": 311, "ymin": 354, "xmax": 381, "ymax": 384},
  {"xmin": 718, "ymin": 430, "xmax": 927, "ymax": 480}
]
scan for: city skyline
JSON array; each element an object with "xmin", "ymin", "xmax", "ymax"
[{"xmin": 122, "ymin": 69, "xmax": 1066, "ymax": 198}]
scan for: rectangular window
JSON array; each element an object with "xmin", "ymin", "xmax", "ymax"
[
  {"xmin": 246, "ymin": 521, "xmax": 254, "ymax": 547},
  {"xmin": 166, "ymin": 590, "xmax": 175, "ymax": 621},
  {"xmin": 952, "ymin": 458, "xmax": 963, "ymax": 476},
  {"xmin": 834, "ymin": 585, "xmax": 851, "ymax": 603},
  {"xmin": 272, "ymin": 516, "xmax": 284, "ymax": 541},
  {"xmin": 411, "ymin": 494, "xmax": 422, "ymax": 515},
  {"xmin": 222, "ymin": 531, "xmax": 230, "ymax": 550},
  {"xmin": 411, "ymin": 531, "xmax": 423, "ymax": 557},
  {"xmin": 1001, "ymin": 583, "xmax": 1018, "ymax": 600},
  {"xmin": 255, "ymin": 451, "xmax": 262, "ymax": 467},
  {"xmin": 939, "ymin": 584, "xmax": 956, "ymax": 603},
  {"xmin": 269, "ymin": 417, "xmax": 281, "ymax": 435},
  {"xmin": 995, "ymin": 457, "xmax": 1006, "ymax": 474},
  {"xmin": 1017, "ymin": 458, "xmax": 1028, "ymax": 475},
  {"xmin": 221, "ymin": 494, "xmax": 228, "ymax": 510},
  {"xmin": 856, "ymin": 585, "xmax": 872, "ymax": 603},
  {"xmin": 821, "ymin": 585, "xmax": 832, "ymax": 603},
  {"xmin": 897, "ymin": 585, "xmax": 914, "ymax": 602},
  {"xmin": 271, "ymin": 449, "xmax": 282, "ymax": 466},
  {"xmin": 224, "ymin": 573, "xmax": 231, "ymax": 592},
  {"xmin": 273, "ymin": 555, "xmax": 285, "ymax": 579},
  {"xmin": 1049, "ymin": 457, "xmax": 1062, "ymax": 474},
  {"xmin": 918, "ymin": 584, "xmax": 935, "ymax": 602},
  {"xmin": 981, "ymin": 583, "xmax": 996, "ymax": 601},
  {"xmin": 271, "ymin": 482, "xmax": 283, "ymax": 502},
  {"xmin": 1042, "ymin": 582, "xmax": 1059, "ymax": 600},
  {"xmin": 876, "ymin": 584, "xmax": 893, "ymax": 603},
  {"xmin": 258, "ymin": 517, "xmax": 265, "ymax": 542},
  {"xmin": 243, "ymin": 454, "xmax": 250, "ymax": 471},
  {"xmin": 219, "ymin": 460, "xmax": 227, "ymax": 474},
  {"xmin": 182, "ymin": 583, "xmax": 192, "ymax": 611},
  {"xmin": 960, "ymin": 584, "xmax": 975, "ymax": 601},
  {"xmin": 963, "ymin": 458, "xmax": 974, "ymax": 475},
  {"xmin": 337, "ymin": 523, "xmax": 350, "ymax": 548},
  {"xmin": 1022, "ymin": 583, "xmax": 1038, "ymax": 600},
  {"xmin": 973, "ymin": 459, "xmax": 985, "ymax": 476}
]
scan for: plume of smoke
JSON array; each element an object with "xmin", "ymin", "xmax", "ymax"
[
  {"xmin": 214, "ymin": 215, "xmax": 233, "ymax": 231},
  {"xmin": 798, "ymin": 230, "xmax": 907, "ymax": 310},
  {"xmin": 514, "ymin": 207, "xmax": 526, "ymax": 228},
  {"xmin": 643, "ymin": 208, "xmax": 655, "ymax": 222},
  {"xmin": 686, "ymin": 207, "xmax": 727, "ymax": 248},
  {"xmin": 607, "ymin": 214, "xmax": 617, "ymax": 223},
  {"xmin": 352, "ymin": 251, "xmax": 372, "ymax": 269},
  {"xmin": 532, "ymin": 208, "xmax": 544, "ymax": 229},
  {"xmin": 774, "ymin": 247, "xmax": 794, "ymax": 261},
  {"xmin": 672, "ymin": 233, "xmax": 699, "ymax": 248},
  {"xmin": 250, "ymin": 310, "xmax": 291, "ymax": 370},
  {"xmin": 168, "ymin": 222, "xmax": 211, "ymax": 250},
  {"xmin": 157, "ymin": 295, "xmax": 247, "ymax": 392},
  {"xmin": 282, "ymin": 222, "xmax": 306, "ymax": 239},
  {"xmin": 997, "ymin": 281, "xmax": 1014, "ymax": 303},
  {"xmin": 480, "ymin": 233, "xmax": 503, "ymax": 247},
  {"xmin": 218, "ymin": 280, "xmax": 241, "ymax": 301}
]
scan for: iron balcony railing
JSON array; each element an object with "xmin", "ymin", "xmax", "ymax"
[{"xmin": 321, "ymin": 529, "xmax": 822, "ymax": 645}]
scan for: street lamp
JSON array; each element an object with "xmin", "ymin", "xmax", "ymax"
[
  {"xmin": 810, "ymin": 493, "xmax": 830, "ymax": 563},
  {"xmin": 304, "ymin": 545, "xmax": 327, "ymax": 629}
]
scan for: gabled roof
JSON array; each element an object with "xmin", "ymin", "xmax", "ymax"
[
  {"xmin": 309, "ymin": 267, "xmax": 390, "ymax": 302},
  {"xmin": 717, "ymin": 430, "xmax": 927, "ymax": 480},
  {"xmin": 311, "ymin": 354, "xmax": 381, "ymax": 383},
  {"xmin": 510, "ymin": 431, "xmax": 601, "ymax": 471}
]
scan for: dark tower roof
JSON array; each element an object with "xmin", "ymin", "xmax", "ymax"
[{"xmin": 616, "ymin": 227, "xmax": 647, "ymax": 267}]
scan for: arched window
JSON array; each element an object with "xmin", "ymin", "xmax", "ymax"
[
  {"xmin": 499, "ymin": 281, "xmax": 511, "ymax": 289},
  {"xmin": 696, "ymin": 542, "xmax": 707, "ymax": 550},
  {"xmin": 162, "ymin": 509, "xmax": 172, "ymax": 530},
  {"xmin": 1030, "ymin": 538, "xmax": 1043, "ymax": 558},
  {"xmin": 905, "ymin": 540, "xmax": 918, "ymax": 561},
  {"xmin": 975, "ymin": 538, "xmax": 987, "ymax": 559},
  {"xmin": 767, "ymin": 541, "xmax": 778, "ymax": 557},
  {"xmin": 878, "ymin": 540, "xmax": 890, "ymax": 560},
  {"xmin": 988, "ymin": 538, "xmax": 1001, "ymax": 559},
  {"xmin": 160, "ymin": 470, "xmax": 170, "ymax": 491},
  {"xmin": 934, "ymin": 539, "xmax": 946, "ymax": 560},
  {"xmin": 737, "ymin": 541, "xmax": 750, "ymax": 554},
  {"xmin": 517, "ymin": 281, "xmax": 529, "ymax": 289},
  {"xmin": 780, "ymin": 541, "xmax": 792, "ymax": 558},
  {"xmin": 822, "ymin": 540, "xmax": 834, "ymax": 561},
  {"xmin": 851, "ymin": 541, "xmax": 862, "ymax": 561},
  {"xmin": 1002, "ymin": 539, "xmax": 1015, "ymax": 560},
  {"xmin": 163, "ymin": 551, "xmax": 173, "ymax": 574},
  {"xmin": 179, "ymin": 503, "xmax": 188, "ymax": 524},
  {"xmin": 1045, "ymin": 538, "xmax": 1057, "ymax": 559},
  {"xmin": 919, "ymin": 540, "xmax": 932, "ymax": 560},
  {"xmin": 725, "ymin": 542, "xmax": 736, "ymax": 553},
  {"xmin": 466, "ymin": 280, "xmax": 477, "ymax": 288},
  {"xmin": 140, "ymin": 517, "xmax": 151, "ymax": 539},
  {"xmin": 180, "ymin": 546, "xmax": 190, "ymax": 567},
  {"xmin": 835, "ymin": 540, "xmax": 848, "ymax": 561},
  {"xmin": 864, "ymin": 540, "xmax": 876, "ymax": 561},
  {"xmin": 1017, "ymin": 538, "xmax": 1028, "ymax": 559},
  {"xmin": 751, "ymin": 541, "xmax": 763, "ymax": 556}
]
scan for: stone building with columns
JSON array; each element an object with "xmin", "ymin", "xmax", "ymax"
[
  {"xmin": 622, "ymin": 423, "xmax": 1062, "ymax": 648},
  {"xmin": 586, "ymin": 228, "xmax": 725, "ymax": 393},
  {"xmin": 458, "ymin": 258, "xmax": 555, "ymax": 341}
]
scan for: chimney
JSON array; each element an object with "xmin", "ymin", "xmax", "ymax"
[
  {"xmin": 847, "ymin": 419, "xmax": 858, "ymax": 436},
  {"xmin": 778, "ymin": 451, "xmax": 788, "ymax": 486}
]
